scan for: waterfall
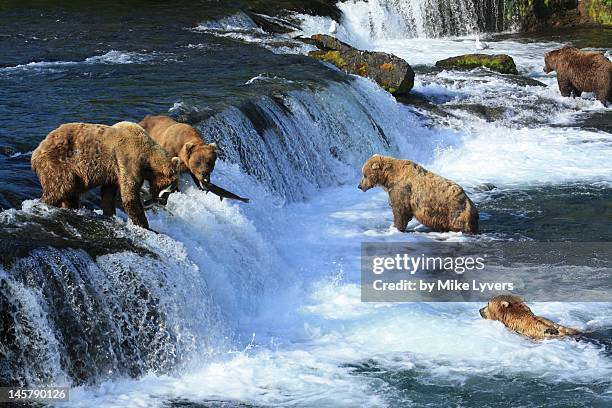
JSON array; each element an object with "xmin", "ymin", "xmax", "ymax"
[
  {"xmin": 173, "ymin": 77, "xmax": 446, "ymax": 202},
  {"xmin": 335, "ymin": 0, "xmax": 509, "ymax": 40},
  {"xmin": 1, "ymin": 75, "xmax": 449, "ymax": 387},
  {"xmin": 0, "ymin": 203, "xmax": 227, "ymax": 386}
]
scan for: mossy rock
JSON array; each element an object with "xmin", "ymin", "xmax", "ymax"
[
  {"xmin": 309, "ymin": 50, "xmax": 348, "ymax": 70},
  {"xmin": 435, "ymin": 54, "xmax": 519, "ymax": 75},
  {"xmin": 308, "ymin": 34, "xmax": 415, "ymax": 96}
]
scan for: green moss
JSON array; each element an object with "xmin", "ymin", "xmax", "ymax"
[
  {"xmin": 357, "ymin": 63, "xmax": 369, "ymax": 77},
  {"xmin": 507, "ymin": 0, "xmax": 611, "ymax": 28},
  {"xmin": 436, "ymin": 54, "xmax": 519, "ymax": 75},
  {"xmin": 588, "ymin": 0, "xmax": 612, "ymax": 26},
  {"xmin": 310, "ymin": 50, "xmax": 348, "ymax": 70},
  {"xmin": 396, "ymin": 80, "xmax": 413, "ymax": 96}
]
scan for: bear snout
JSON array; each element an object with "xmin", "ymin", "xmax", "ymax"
[
  {"xmin": 358, "ymin": 178, "xmax": 370, "ymax": 191},
  {"xmin": 479, "ymin": 307, "xmax": 487, "ymax": 318}
]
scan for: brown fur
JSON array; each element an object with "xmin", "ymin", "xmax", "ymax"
[
  {"xmin": 544, "ymin": 46, "xmax": 612, "ymax": 105},
  {"xmin": 139, "ymin": 115, "xmax": 217, "ymax": 187},
  {"xmin": 480, "ymin": 295, "xmax": 581, "ymax": 340},
  {"xmin": 31, "ymin": 121, "xmax": 180, "ymax": 229},
  {"xmin": 358, "ymin": 155, "xmax": 478, "ymax": 233}
]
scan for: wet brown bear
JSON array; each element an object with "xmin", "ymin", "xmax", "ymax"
[
  {"xmin": 31, "ymin": 121, "xmax": 181, "ymax": 229},
  {"xmin": 480, "ymin": 295, "xmax": 580, "ymax": 340},
  {"xmin": 544, "ymin": 46, "xmax": 611, "ymax": 106},
  {"xmin": 358, "ymin": 155, "xmax": 478, "ymax": 234},
  {"xmin": 139, "ymin": 115, "xmax": 217, "ymax": 189}
]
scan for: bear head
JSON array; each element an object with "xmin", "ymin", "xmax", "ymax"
[
  {"xmin": 182, "ymin": 142, "xmax": 217, "ymax": 187},
  {"xmin": 543, "ymin": 51, "xmax": 558, "ymax": 73},
  {"xmin": 479, "ymin": 294, "xmax": 545, "ymax": 332},
  {"xmin": 479, "ymin": 294, "xmax": 577, "ymax": 338},
  {"xmin": 150, "ymin": 156, "xmax": 181, "ymax": 205},
  {"xmin": 543, "ymin": 46, "xmax": 576, "ymax": 73},
  {"xmin": 359, "ymin": 154, "xmax": 391, "ymax": 191}
]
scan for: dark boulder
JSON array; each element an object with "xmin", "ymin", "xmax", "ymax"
[
  {"xmin": 308, "ymin": 34, "xmax": 415, "ymax": 96},
  {"xmin": 0, "ymin": 146, "xmax": 17, "ymax": 156}
]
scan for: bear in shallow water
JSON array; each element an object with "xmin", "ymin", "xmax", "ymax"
[
  {"xmin": 544, "ymin": 46, "xmax": 611, "ymax": 106},
  {"xmin": 480, "ymin": 295, "xmax": 581, "ymax": 340},
  {"xmin": 358, "ymin": 155, "xmax": 478, "ymax": 234},
  {"xmin": 31, "ymin": 121, "xmax": 180, "ymax": 229},
  {"xmin": 139, "ymin": 115, "xmax": 217, "ymax": 189}
]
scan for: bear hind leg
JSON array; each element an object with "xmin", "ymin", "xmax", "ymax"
[
  {"xmin": 39, "ymin": 172, "xmax": 80, "ymax": 208},
  {"xmin": 101, "ymin": 184, "xmax": 118, "ymax": 216}
]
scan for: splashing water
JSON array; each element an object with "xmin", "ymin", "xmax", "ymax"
[{"xmin": 1, "ymin": 3, "xmax": 611, "ymax": 407}]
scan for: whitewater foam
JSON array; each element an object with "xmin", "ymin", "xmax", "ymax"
[
  {"xmin": 6, "ymin": 11, "xmax": 611, "ymax": 406},
  {"xmin": 0, "ymin": 51, "xmax": 163, "ymax": 74}
]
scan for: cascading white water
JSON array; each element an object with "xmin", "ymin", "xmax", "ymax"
[
  {"xmin": 0, "ymin": 203, "xmax": 227, "ymax": 386},
  {"xmin": 1, "ymin": 76, "xmax": 452, "ymax": 387},
  {"xmin": 334, "ymin": 0, "xmax": 506, "ymax": 40},
  {"xmin": 2, "ymin": 3, "xmax": 611, "ymax": 406},
  {"xmin": 172, "ymin": 78, "xmax": 452, "ymax": 202}
]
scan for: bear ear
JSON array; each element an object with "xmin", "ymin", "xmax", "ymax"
[
  {"xmin": 209, "ymin": 142, "xmax": 217, "ymax": 149},
  {"xmin": 185, "ymin": 142, "xmax": 195, "ymax": 155},
  {"xmin": 171, "ymin": 157, "xmax": 181, "ymax": 168},
  {"xmin": 500, "ymin": 300, "xmax": 510, "ymax": 308}
]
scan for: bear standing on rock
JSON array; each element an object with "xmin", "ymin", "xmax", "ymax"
[
  {"xmin": 480, "ymin": 295, "xmax": 581, "ymax": 340},
  {"xmin": 544, "ymin": 46, "xmax": 611, "ymax": 106},
  {"xmin": 31, "ymin": 121, "xmax": 181, "ymax": 230},
  {"xmin": 358, "ymin": 155, "xmax": 478, "ymax": 234}
]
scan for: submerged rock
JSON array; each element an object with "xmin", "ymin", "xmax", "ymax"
[
  {"xmin": 475, "ymin": 182, "xmax": 497, "ymax": 192},
  {"xmin": 308, "ymin": 34, "xmax": 415, "ymax": 96},
  {"xmin": 0, "ymin": 146, "xmax": 17, "ymax": 156},
  {"xmin": 436, "ymin": 54, "xmax": 519, "ymax": 75},
  {"xmin": 505, "ymin": 74, "xmax": 547, "ymax": 87},
  {"xmin": 448, "ymin": 103, "xmax": 508, "ymax": 122}
]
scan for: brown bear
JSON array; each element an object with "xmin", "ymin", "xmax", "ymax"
[
  {"xmin": 544, "ymin": 46, "xmax": 611, "ymax": 106},
  {"xmin": 139, "ymin": 115, "xmax": 217, "ymax": 189},
  {"xmin": 31, "ymin": 121, "xmax": 181, "ymax": 229},
  {"xmin": 480, "ymin": 295, "xmax": 580, "ymax": 340},
  {"xmin": 358, "ymin": 155, "xmax": 478, "ymax": 234}
]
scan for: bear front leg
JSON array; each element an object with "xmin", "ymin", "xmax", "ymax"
[
  {"xmin": 61, "ymin": 194, "xmax": 80, "ymax": 209},
  {"xmin": 119, "ymin": 182, "xmax": 149, "ymax": 229},
  {"xmin": 596, "ymin": 86, "xmax": 610, "ymax": 106},
  {"xmin": 101, "ymin": 184, "xmax": 117, "ymax": 216},
  {"xmin": 556, "ymin": 76, "xmax": 573, "ymax": 97},
  {"xmin": 392, "ymin": 205, "xmax": 412, "ymax": 232}
]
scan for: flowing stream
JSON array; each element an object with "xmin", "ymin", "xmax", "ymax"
[{"xmin": 0, "ymin": 1, "xmax": 611, "ymax": 407}]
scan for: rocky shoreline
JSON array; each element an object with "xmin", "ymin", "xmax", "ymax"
[{"xmin": 512, "ymin": 0, "xmax": 611, "ymax": 31}]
